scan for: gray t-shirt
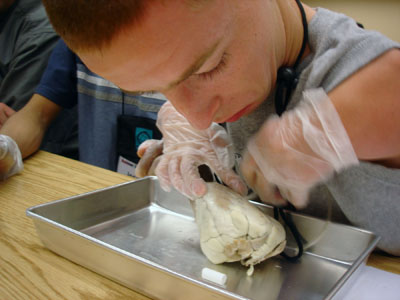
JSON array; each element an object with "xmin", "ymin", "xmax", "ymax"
[
  {"xmin": 227, "ymin": 8, "xmax": 400, "ymax": 255},
  {"xmin": 0, "ymin": 0, "xmax": 59, "ymax": 110}
]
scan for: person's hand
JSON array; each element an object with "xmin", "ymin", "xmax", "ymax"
[
  {"xmin": 0, "ymin": 135, "xmax": 23, "ymax": 180},
  {"xmin": 136, "ymin": 139, "xmax": 163, "ymax": 177},
  {"xmin": 0, "ymin": 103, "xmax": 16, "ymax": 129},
  {"xmin": 149, "ymin": 101, "xmax": 247, "ymax": 199},
  {"xmin": 241, "ymin": 88, "xmax": 358, "ymax": 208}
]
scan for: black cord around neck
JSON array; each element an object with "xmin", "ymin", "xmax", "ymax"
[
  {"xmin": 273, "ymin": 0, "xmax": 308, "ymax": 262},
  {"xmin": 293, "ymin": 0, "xmax": 308, "ymax": 69},
  {"xmin": 274, "ymin": 0, "xmax": 308, "ymax": 116}
]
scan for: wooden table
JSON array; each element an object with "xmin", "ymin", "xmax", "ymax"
[{"xmin": 1, "ymin": 151, "xmax": 399, "ymax": 299}]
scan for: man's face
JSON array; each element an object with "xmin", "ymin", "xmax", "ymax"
[{"xmin": 80, "ymin": 0, "xmax": 283, "ymax": 129}]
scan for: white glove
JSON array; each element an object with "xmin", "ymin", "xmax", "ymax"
[
  {"xmin": 0, "ymin": 135, "xmax": 23, "ymax": 180},
  {"xmin": 136, "ymin": 139, "xmax": 163, "ymax": 177},
  {"xmin": 151, "ymin": 101, "xmax": 247, "ymax": 199},
  {"xmin": 241, "ymin": 88, "xmax": 358, "ymax": 208}
]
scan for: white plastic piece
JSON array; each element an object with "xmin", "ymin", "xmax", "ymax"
[
  {"xmin": 201, "ymin": 268, "xmax": 227, "ymax": 285},
  {"xmin": 246, "ymin": 265, "xmax": 254, "ymax": 276}
]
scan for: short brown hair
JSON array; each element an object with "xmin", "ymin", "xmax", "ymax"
[{"xmin": 42, "ymin": 0, "xmax": 149, "ymax": 52}]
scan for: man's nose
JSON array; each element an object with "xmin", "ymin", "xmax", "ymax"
[
  {"xmin": 184, "ymin": 110, "xmax": 215, "ymax": 130},
  {"xmin": 164, "ymin": 89, "xmax": 220, "ymax": 130}
]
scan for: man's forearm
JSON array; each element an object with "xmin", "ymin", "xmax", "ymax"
[
  {"xmin": 329, "ymin": 49, "xmax": 400, "ymax": 167},
  {"xmin": 0, "ymin": 94, "xmax": 61, "ymax": 158},
  {"xmin": 0, "ymin": 111, "xmax": 45, "ymax": 158}
]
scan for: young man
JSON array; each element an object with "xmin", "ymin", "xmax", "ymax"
[{"xmin": 41, "ymin": 0, "xmax": 400, "ymax": 255}]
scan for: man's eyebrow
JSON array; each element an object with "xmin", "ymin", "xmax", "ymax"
[{"xmin": 122, "ymin": 39, "xmax": 221, "ymax": 95}]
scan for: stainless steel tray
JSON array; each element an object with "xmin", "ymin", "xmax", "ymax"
[{"xmin": 26, "ymin": 177, "xmax": 379, "ymax": 300}]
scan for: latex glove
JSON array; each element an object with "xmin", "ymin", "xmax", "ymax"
[
  {"xmin": 136, "ymin": 139, "xmax": 163, "ymax": 177},
  {"xmin": 241, "ymin": 88, "xmax": 358, "ymax": 208},
  {"xmin": 152, "ymin": 101, "xmax": 247, "ymax": 199},
  {"xmin": 0, "ymin": 135, "xmax": 23, "ymax": 180}
]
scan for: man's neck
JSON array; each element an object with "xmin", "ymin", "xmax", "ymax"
[{"xmin": 277, "ymin": 0, "xmax": 315, "ymax": 67}]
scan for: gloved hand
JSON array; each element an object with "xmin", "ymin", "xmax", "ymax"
[
  {"xmin": 144, "ymin": 101, "xmax": 247, "ymax": 199},
  {"xmin": 136, "ymin": 139, "xmax": 163, "ymax": 177},
  {"xmin": 0, "ymin": 135, "xmax": 23, "ymax": 180},
  {"xmin": 241, "ymin": 88, "xmax": 358, "ymax": 208}
]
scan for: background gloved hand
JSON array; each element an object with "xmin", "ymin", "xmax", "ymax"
[
  {"xmin": 139, "ymin": 101, "xmax": 247, "ymax": 199},
  {"xmin": 136, "ymin": 139, "xmax": 163, "ymax": 177},
  {"xmin": 241, "ymin": 88, "xmax": 358, "ymax": 208},
  {"xmin": 0, "ymin": 135, "xmax": 23, "ymax": 180}
]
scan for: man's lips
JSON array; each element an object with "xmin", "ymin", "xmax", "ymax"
[{"xmin": 224, "ymin": 105, "xmax": 253, "ymax": 123}]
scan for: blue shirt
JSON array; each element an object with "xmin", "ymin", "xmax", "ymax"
[{"xmin": 36, "ymin": 40, "xmax": 165, "ymax": 171}]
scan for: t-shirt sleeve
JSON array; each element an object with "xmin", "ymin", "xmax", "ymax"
[
  {"xmin": 0, "ymin": 27, "xmax": 59, "ymax": 111},
  {"xmin": 35, "ymin": 39, "xmax": 78, "ymax": 109}
]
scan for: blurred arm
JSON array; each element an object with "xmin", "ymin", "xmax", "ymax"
[
  {"xmin": 0, "ymin": 103, "xmax": 16, "ymax": 128},
  {"xmin": 0, "ymin": 94, "xmax": 61, "ymax": 158}
]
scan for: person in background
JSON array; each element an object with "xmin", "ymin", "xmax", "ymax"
[
  {"xmin": 0, "ymin": 39, "xmax": 165, "ymax": 179},
  {"xmin": 0, "ymin": 0, "xmax": 78, "ymax": 159},
  {"xmin": 41, "ymin": 0, "xmax": 400, "ymax": 255}
]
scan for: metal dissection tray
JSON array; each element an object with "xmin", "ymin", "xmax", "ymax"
[{"xmin": 26, "ymin": 177, "xmax": 379, "ymax": 300}]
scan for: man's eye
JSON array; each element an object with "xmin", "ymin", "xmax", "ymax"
[{"xmin": 195, "ymin": 53, "xmax": 228, "ymax": 81}]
